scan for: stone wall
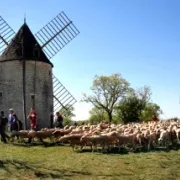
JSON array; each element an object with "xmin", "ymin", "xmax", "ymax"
[{"xmin": 0, "ymin": 60, "xmax": 53, "ymax": 129}]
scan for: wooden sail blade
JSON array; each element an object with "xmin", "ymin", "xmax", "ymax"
[
  {"xmin": 0, "ymin": 16, "xmax": 15, "ymax": 55},
  {"xmin": 35, "ymin": 11, "xmax": 80, "ymax": 59}
]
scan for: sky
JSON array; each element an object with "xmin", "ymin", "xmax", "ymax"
[{"xmin": 1, "ymin": 0, "xmax": 180, "ymax": 120}]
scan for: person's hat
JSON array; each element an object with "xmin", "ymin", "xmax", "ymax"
[{"xmin": 9, "ymin": 108, "xmax": 14, "ymax": 111}]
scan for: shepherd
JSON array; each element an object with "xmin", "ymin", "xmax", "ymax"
[
  {"xmin": 28, "ymin": 108, "xmax": 38, "ymax": 130},
  {"xmin": 8, "ymin": 108, "xmax": 15, "ymax": 132},
  {"xmin": 0, "ymin": 111, "xmax": 9, "ymax": 143},
  {"xmin": 54, "ymin": 112, "xmax": 64, "ymax": 128},
  {"xmin": 152, "ymin": 113, "xmax": 159, "ymax": 122}
]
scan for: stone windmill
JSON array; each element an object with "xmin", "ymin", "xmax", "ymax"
[{"xmin": 0, "ymin": 12, "xmax": 79, "ymax": 129}]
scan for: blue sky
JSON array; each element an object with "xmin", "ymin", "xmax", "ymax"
[{"xmin": 1, "ymin": 0, "xmax": 180, "ymax": 120}]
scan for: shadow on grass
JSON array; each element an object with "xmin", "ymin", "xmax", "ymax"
[
  {"xmin": 0, "ymin": 159, "xmax": 92, "ymax": 179},
  {"xmin": 0, "ymin": 159, "xmax": 132, "ymax": 179}
]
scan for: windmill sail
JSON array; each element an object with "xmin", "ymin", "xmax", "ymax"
[
  {"xmin": 35, "ymin": 11, "xmax": 80, "ymax": 114},
  {"xmin": 0, "ymin": 16, "xmax": 15, "ymax": 55},
  {"xmin": 53, "ymin": 74, "xmax": 77, "ymax": 113},
  {"xmin": 35, "ymin": 11, "xmax": 80, "ymax": 59}
]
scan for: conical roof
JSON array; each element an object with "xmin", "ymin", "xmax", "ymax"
[{"xmin": 0, "ymin": 23, "xmax": 53, "ymax": 67}]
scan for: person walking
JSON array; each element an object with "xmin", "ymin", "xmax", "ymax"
[
  {"xmin": 11, "ymin": 114, "xmax": 23, "ymax": 131},
  {"xmin": 27, "ymin": 108, "xmax": 38, "ymax": 143},
  {"xmin": 152, "ymin": 113, "xmax": 159, "ymax": 122},
  {"xmin": 10, "ymin": 113, "xmax": 23, "ymax": 140},
  {"xmin": 0, "ymin": 111, "xmax": 9, "ymax": 142},
  {"xmin": 8, "ymin": 108, "xmax": 15, "ymax": 132},
  {"xmin": 27, "ymin": 108, "xmax": 38, "ymax": 130},
  {"xmin": 54, "ymin": 112, "xmax": 64, "ymax": 128},
  {"xmin": 0, "ymin": 111, "xmax": 8, "ymax": 143},
  {"xmin": 74, "ymin": 121, "xmax": 78, "ymax": 127}
]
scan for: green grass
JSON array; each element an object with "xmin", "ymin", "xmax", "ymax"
[{"xmin": 0, "ymin": 143, "xmax": 180, "ymax": 180}]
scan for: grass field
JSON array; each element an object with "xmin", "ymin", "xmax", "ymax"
[{"xmin": 0, "ymin": 143, "xmax": 180, "ymax": 180}]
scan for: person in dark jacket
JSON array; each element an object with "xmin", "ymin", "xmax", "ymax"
[
  {"xmin": 54, "ymin": 112, "xmax": 64, "ymax": 128},
  {"xmin": 0, "ymin": 111, "xmax": 8, "ymax": 143},
  {"xmin": 11, "ymin": 114, "xmax": 23, "ymax": 131},
  {"xmin": 10, "ymin": 114, "xmax": 23, "ymax": 140},
  {"xmin": 74, "ymin": 121, "xmax": 78, "ymax": 127}
]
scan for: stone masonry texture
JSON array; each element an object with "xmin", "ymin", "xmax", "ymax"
[{"xmin": 0, "ymin": 60, "xmax": 53, "ymax": 129}]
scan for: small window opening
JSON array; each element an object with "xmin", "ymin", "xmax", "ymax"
[
  {"xmin": 30, "ymin": 94, "xmax": 35, "ymax": 100},
  {"xmin": 0, "ymin": 92, "xmax": 2, "ymax": 98}
]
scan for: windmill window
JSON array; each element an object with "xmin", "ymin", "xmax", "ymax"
[
  {"xmin": 0, "ymin": 92, "xmax": 2, "ymax": 98},
  {"xmin": 30, "ymin": 94, "xmax": 35, "ymax": 100}
]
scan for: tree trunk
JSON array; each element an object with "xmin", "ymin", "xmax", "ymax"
[{"xmin": 108, "ymin": 112, "xmax": 112, "ymax": 123}]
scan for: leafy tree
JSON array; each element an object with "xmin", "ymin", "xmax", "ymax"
[
  {"xmin": 88, "ymin": 107, "xmax": 108, "ymax": 124},
  {"xmin": 63, "ymin": 117, "xmax": 73, "ymax": 126},
  {"xmin": 135, "ymin": 86, "xmax": 151, "ymax": 106},
  {"xmin": 89, "ymin": 106, "xmax": 123, "ymax": 124},
  {"xmin": 140, "ymin": 102, "xmax": 162, "ymax": 122},
  {"xmin": 59, "ymin": 106, "xmax": 75, "ymax": 119},
  {"xmin": 115, "ymin": 86, "xmax": 152, "ymax": 123},
  {"xmin": 82, "ymin": 73, "xmax": 130, "ymax": 122},
  {"xmin": 116, "ymin": 95, "xmax": 144, "ymax": 123}
]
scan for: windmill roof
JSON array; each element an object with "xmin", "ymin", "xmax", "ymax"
[{"xmin": 0, "ymin": 23, "xmax": 53, "ymax": 67}]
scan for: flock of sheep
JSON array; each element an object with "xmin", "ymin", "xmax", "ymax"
[{"xmin": 11, "ymin": 120, "xmax": 180, "ymax": 153}]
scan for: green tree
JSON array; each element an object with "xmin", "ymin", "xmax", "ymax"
[
  {"xmin": 63, "ymin": 118, "xmax": 73, "ymax": 126},
  {"xmin": 59, "ymin": 106, "xmax": 75, "ymax": 118},
  {"xmin": 88, "ymin": 107, "xmax": 108, "ymax": 124},
  {"xmin": 116, "ymin": 95, "xmax": 144, "ymax": 123},
  {"xmin": 89, "ymin": 106, "xmax": 123, "ymax": 124},
  {"xmin": 115, "ymin": 86, "xmax": 152, "ymax": 123},
  {"xmin": 140, "ymin": 102, "xmax": 162, "ymax": 122},
  {"xmin": 82, "ymin": 73, "xmax": 130, "ymax": 122}
]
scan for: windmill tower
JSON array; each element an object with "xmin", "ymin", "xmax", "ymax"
[{"xmin": 0, "ymin": 12, "xmax": 79, "ymax": 129}]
